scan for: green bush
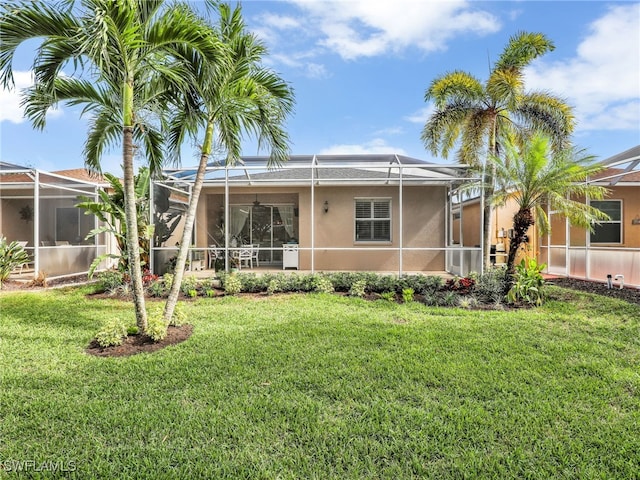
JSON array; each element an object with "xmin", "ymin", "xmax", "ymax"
[
  {"xmin": 473, "ymin": 267, "xmax": 509, "ymax": 305},
  {"xmin": 180, "ymin": 275, "xmax": 198, "ymax": 296},
  {"xmin": 147, "ymin": 280, "xmax": 166, "ymax": 298},
  {"xmin": 169, "ymin": 305, "xmax": 187, "ymax": 327},
  {"xmin": 146, "ymin": 316, "xmax": 168, "ymax": 342},
  {"xmin": 507, "ymin": 259, "xmax": 547, "ymax": 306},
  {"xmin": 267, "ymin": 278, "xmax": 281, "ymax": 295},
  {"xmin": 380, "ymin": 291, "xmax": 396, "ymax": 302},
  {"xmin": 96, "ymin": 269, "xmax": 126, "ymax": 293},
  {"xmin": 95, "ymin": 318, "xmax": 127, "ymax": 347},
  {"xmin": 348, "ymin": 279, "xmax": 367, "ymax": 297},
  {"xmin": 0, "ymin": 236, "xmax": 30, "ymax": 285},
  {"xmin": 224, "ymin": 274, "xmax": 242, "ymax": 295},
  {"xmin": 162, "ymin": 273, "xmax": 175, "ymax": 290},
  {"xmin": 402, "ymin": 288, "xmax": 415, "ymax": 303},
  {"xmin": 313, "ymin": 275, "xmax": 334, "ymax": 294}
]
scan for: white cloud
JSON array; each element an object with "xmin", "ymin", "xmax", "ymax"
[
  {"xmin": 288, "ymin": 0, "xmax": 500, "ymax": 60},
  {"xmin": 319, "ymin": 137, "xmax": 407, "ymax": 155},
  {"xmin": 525, "ymin": 4, "xmax": 640, "ymax": 131},
  {"xmin": 0, "ymin": 70, "xmax": 63, "ymax": 124},
  {"xmin": 0, "ymin": 71, "xmax": 32, "ymax": 123},
  {"xmin": 405, "ymin": 104, "xmax": 436, "ymax": 124}
]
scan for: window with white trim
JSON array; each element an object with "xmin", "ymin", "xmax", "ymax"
[
  {"xmin": 590, "ymin": 200, "xmax": 622, "ymax": 244},
  {"xmin": 355, "ymin": 199, "xmax": 391, "ymax": 241}
]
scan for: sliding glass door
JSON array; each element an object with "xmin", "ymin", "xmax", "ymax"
[{"xmin": 230, "ymin": 204, "xmax": 297, "ymax": 265}]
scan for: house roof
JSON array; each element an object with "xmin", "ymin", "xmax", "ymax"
[
  {"xmin": 162, "ymin": 153, "xmax": 474, "ymax": 187},
  {"xmin": 593, "ymin": 145, "xmax": 640, "ymax": 185}
]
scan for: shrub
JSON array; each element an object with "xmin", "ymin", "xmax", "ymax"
[
  {"xmin": 146, "ymin": 316, "xmax": 168, "ymax": 342},
  {"xmin": 267, "ymin": 278, "xmax": 281, "ymax": 295},
  {"xmin": 224, "ymin": 274, "xmax": 242, "ymax": 295},
  {"xmin": 126, "ymin": 325, "xmax": 139, "ymax": 336},
  {"xmin": 402, "ymin": 288, "xmax": 415, "ymax": 303},
  {"xmin": 380, "ymin": 291, "xmax": 396, "ymax": 302},
  {"xmin": 473, "ymin": 267, "xmax": 509, "ymax": 304},
  {"xmin": 147, "ymin": 280, "xmax": 166, "ymax": 298},
  {"xmin": 180, "ymin": 275, "xmax": 198, "ymax": 296},
  {"xmin": 95, "ymin": 318, "xmax": 127, "ymax": 347},
  {"xmin": 313, "ymin": 275, "xmax": 334, "ymax": 294},
  {"xmin": 0, "ymin": 236, "xmax": 30, "ymax": 285},
  {"xmin": 507, "ymin": 259, "xmax": 547, "ymax": 306},
  {"xmin": 96, "ymin": 269, "xmax": 126, "ymax": 293},
  {"xmin": 458, "ymin": 296, "xmax": 479, "ymax": 309},
  {"xmin": 162, "ymin": 273, "xmax": 174, "ymax": 290},
  {"xmin": 438, "ymin": 291, "xmax": 458, "ymax": 307},
  {"xmin": 445, "ymin": 276, "xmax": 475, "ymax": 295},
  {"xmin": 349, "ymin": 279, "xmax": 367, "ymax": 297},
  {"xmin": 169, "ymin": 305, "xmax": 187, "ymax": 327}
]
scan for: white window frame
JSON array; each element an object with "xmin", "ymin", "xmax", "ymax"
[
  {"xmin": 354, "ymin": 198, "xmax": 392, "ymax": 243},
  {"xmin": 590, "ymin": 199, "xmax": 623, "ymax": 244}
]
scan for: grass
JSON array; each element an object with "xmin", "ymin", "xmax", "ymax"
[{"xmin": 0, "ymin": 286, "xmax": 638, "ymax": 479}]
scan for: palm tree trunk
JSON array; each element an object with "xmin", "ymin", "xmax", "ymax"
[
  {"xmin": 122, "ymin": 82, "xmax": 147, "ymax": 332},
  {"xmin": 163, "ymin": 121, "xmax": 214, "ymax": 324},
  {"xmin": 507, "ymin": 208, "xmax": 534, "ymax": 274}
]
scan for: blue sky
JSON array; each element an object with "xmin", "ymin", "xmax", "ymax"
[{"xmin": 1, "ymin": 1, "xmax": 639, "ymax": 175}]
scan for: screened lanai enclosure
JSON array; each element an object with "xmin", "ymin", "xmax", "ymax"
[
  {"xmin": 0, "ymin": 162, "xmax": 108, "ymax": 278},
  {"xmin": 540, "ymin": 145, "xmax": 640, "ymax": 288},
  {"xmin": 153, "ymin": 154, "xmax": 481, "ymax": 276}
]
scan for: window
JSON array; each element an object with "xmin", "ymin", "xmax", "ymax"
[
  {"xmin": 355, "ymin": 199, "xmax": 391, "ymax": 241},
  {"xmin": 590, "ymin": 200, "xmax": 622, "ymax": 244}
]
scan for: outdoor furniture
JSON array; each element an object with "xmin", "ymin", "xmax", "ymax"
[
  {"xmin": 236, "ymin": 245, "xmax": 253, "ymax": 270},
  {"xmin": 13, "ymin": 241, "xmax": 32, "ymax": 274},
  {"xmin": 283, "ymin": 243, "xmax": 299, "ymax": 270},
  {"xmin": 251, "ymin": 244, "xmax": 260, "ymax": 268},
  {"xmin": 208, "ymin": 246, "xmax": 223, "ymax": 269}
]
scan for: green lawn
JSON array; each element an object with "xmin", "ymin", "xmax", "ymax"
[{"xmin": 1, "ymin": 286, "xmax": 638, "ymax": 479}]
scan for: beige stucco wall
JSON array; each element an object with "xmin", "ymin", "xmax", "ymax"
[{"xmin": 194, "ymin": 184, "xmax": 448, "ymax": 272}]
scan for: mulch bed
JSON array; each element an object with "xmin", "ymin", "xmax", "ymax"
[{"xmin": 86, "ymin": 324, "xmax": 193, "ymax": 358}]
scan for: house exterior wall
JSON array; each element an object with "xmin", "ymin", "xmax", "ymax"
[{"xmin": 193, "ymin": 184, "xmax": 447, "ymax": 272}]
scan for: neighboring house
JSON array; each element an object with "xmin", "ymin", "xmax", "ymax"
[
  {"xmin": 453, "ymin": 145, "xmax": 640, "ymax": 288},
  {"xmin": 154, "ymin": 154, "xmax": 476, "ymax": 276},
  {"xmin": 541, "ymin": 145, "xmax": 640, "ymax": 288},
  {"xmin": 0, "ymin": 162, "xmax": 110, "ymax": 278}
]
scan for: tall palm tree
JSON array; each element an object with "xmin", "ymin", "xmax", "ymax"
[
  {"xmin": 0, "ymin": 0, "xmax": 223, "ymax": 332},
  {"xmin": 161, "ymin": 2, "xmax": 294, "ymax": 324},
  {"xmin": 421, "ymin": 31, "xmax": 575, "ymax": 268},
  {"xmin": 491, "ymin": 133, "xmax": 609, "ymax": 272}
]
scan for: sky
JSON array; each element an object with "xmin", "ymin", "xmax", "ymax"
[{"xmin": 1, "ymin": 0, "xmax": 639, "ymax": 175}]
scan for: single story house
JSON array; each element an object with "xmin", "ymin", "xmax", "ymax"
[{"xmin": 154, "ymin": 154, "xmax": 479, "ymax": 276}]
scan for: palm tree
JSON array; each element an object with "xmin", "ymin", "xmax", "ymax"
[
  {"xmin": 160, "ymin": 2, "xmax": 294, "ymax": 324},
  {"xmin": 0, "ymin": 0, "xmax": 222, "ymax": 332},
  {"xmin": 421, "ymin": 31, "xmax": 575, "ymax": 268},
  {"xmin": 491, "ymin": 133, "xmax": 609, "ymax": 273}
]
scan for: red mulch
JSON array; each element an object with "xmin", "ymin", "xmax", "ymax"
[{"xmin": 86, "ymin": 324, "xmax": 193, "ymax": 358}]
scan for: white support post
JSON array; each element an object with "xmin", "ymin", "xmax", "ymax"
[
  {"xmin": 33, "ymin": 169, "xmax": 40, "ymax": 276},
  {"xmin": 310, "ymin": 155, "xmax": 316, "ymax": 273},
  {"xmin": 224, "ymin": 167, "xmax": 230, "ymax": 272},
  {"xmin": 398, "ymin": 163, "xmax": 403, "ymax": 277},
  {"xmin": 149, "ymin": 179, "xmax": 155, "ymax": 274}
]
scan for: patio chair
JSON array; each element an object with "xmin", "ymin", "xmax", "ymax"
[
  {"xmin": 251, "ymin": 244, "xmax": 260, "ymax": 268},
  {"xmin": 236, "ymin": 245, "xmax": 253, "ymax": 270},
  {"xmin": 13, "ymin": 241, "xmax": 32, "ymax": 275}
]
